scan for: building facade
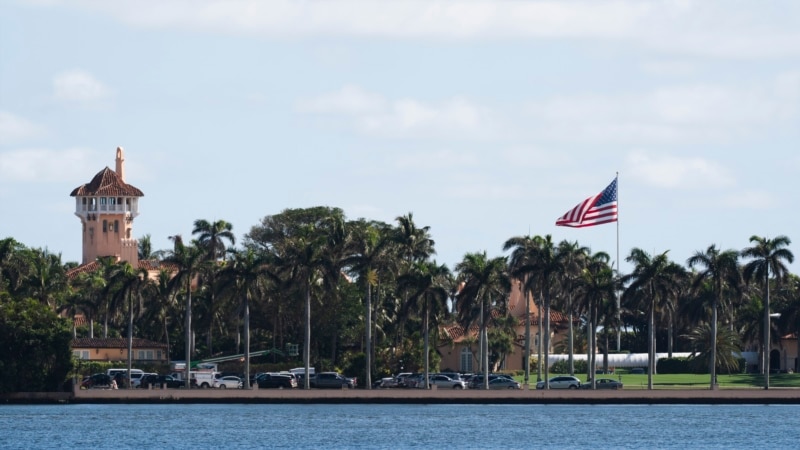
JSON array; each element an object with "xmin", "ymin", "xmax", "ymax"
[{"xmin": 70, "ymin": 147, "xmax": 144, "ymax": 265}]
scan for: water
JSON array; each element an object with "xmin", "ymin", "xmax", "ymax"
[{"xmin": 2, "ymin": 403, "xmax": 797, "ymax": 449}]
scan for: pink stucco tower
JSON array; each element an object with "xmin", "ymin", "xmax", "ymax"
[{"xmin": 70, "ymin": 147, "xmax": 144, "ymax": 265}]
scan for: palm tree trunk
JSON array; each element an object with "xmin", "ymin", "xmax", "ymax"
[
  {"xmin": 764, "ymin": 271, "xmax": 771, "ymax": 389},
  {"xmin": 524, "ymin": 279, "xmax": 531, "ymax": 386},
  {"xmin": 568, "ymin": 310, "xmax": 575, "ymax": 376},
  {"xmin": 304, "ymin": 280, "xmax": 311, "ymax": 389},
  {"xmin": 710, "ymin": 297, "xmax": 718, "ymax": 390},
  {"xmin": 543, "ymin": 291, "xmax": 551, "ymax": 389},
  {"xmin": 423, "ymin": 300, "xmax": 430, "ymax": 389},
  {"xmin": 648, "ymin": 296, "xmax": 655, "ymax": 390},
  {"xmin": 537, "ymin": 298, "xmax": 543, "ymax": 382},
  {"xmin": 366, "ymin": 283, "xmax": 372, "ymax": 390},
  {"xmin": 244, "ymin": 291, "xmax": 251, "ymax": 389},
  {"xmin": 127, "ymin": 291, "xmax": 133, "ymax": 390},
  {"xmin": 184, "ymin": 278, "xmax": 192, "ymax": 389}
]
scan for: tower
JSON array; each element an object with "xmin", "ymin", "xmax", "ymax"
[{"xmin": 70, "ymin": 147, "xmax": 144, "ymax": 265}]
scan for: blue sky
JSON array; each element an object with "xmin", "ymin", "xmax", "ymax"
[{"xmin": 1, "ymin": 0, "xmax": 799, "ymax": 274}]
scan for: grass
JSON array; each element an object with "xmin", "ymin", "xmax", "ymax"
[{"xmin": 520, "ymin": 372, "xmax": 800, "ymax": 389}]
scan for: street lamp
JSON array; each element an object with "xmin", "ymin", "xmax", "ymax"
[{"xmin": 765, "ymin": 312, "xmax": 781, "ymax": 390}]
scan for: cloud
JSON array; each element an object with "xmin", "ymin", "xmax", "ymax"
[
  {"xmin": 391, "ymin": 149, "xmax": 481, "ymax": 171},
  {"xmin": 0, "ymin": 112, "xmax": 46, "ymax": 143},
  {"xmin": 297, "ymin": 86, "xmax": 497, "ymax": 139},
  {"xmin": 525, "ymin": 74, "xmax": 798, "ymax": 144},
  {"xmin": 0, "ymin": 147, "xmax": 100, "ymax": 182},
  {"xmin": 501, "ymin": 147, "xmax": 572, "ymax": 168},
  {"xmin": 720, "ymin": 190, "xmax": 779, "ymax": 210},
  {"xmin": 53, "ymin": 70, "xmax": 113, "ymax": 103},
  {"xmin": 625, "ymin": 151, "xmax": 734, "ymax": 189},
  {"xmin": 44, "ymin": 1, "xmax": 800, "ymax": 58},
  {"xmin": 295, "ymin": 85, "xmax": 386, "ymax": 115}
]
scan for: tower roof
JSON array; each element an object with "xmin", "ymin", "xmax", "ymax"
[{"xmin": 70, "ymin": 166, "xmax": 144, "ymax": 197}]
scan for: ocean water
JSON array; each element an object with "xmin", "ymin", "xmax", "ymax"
[{"xmin": 2, "ymin": 403, "xmax": 797, "ymax": 449}]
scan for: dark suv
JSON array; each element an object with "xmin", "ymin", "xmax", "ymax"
[
  {"xmin": 309, "ymin": 372, "xmax": 356, "ymax": 389},
  {"xmin": 139, "ymin": 374, "xmax": 183, "ymax": 389},
  {"xmin": 81, "ymin": 373, "xmax": 112, "ymax": 389},
  {"xmin": 256, "ymin": 373, "xmax": 297, "ymax": 389}
]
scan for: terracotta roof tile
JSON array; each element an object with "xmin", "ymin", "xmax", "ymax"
[
  {"xmin": 70, "ymin": 167, "xmax": 144, "ymax": 197},
  {"xmin": 66, "ymin": 259, "xmax": 177, "ymax": 279},
  {"xmin": 72, "ymin": 337, "xmax": 167, "ymax": 349}
]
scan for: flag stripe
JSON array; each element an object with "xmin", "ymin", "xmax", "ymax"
[{"xmin": 555, "ymin": 177, "xmax": 618, "ymax": 228}]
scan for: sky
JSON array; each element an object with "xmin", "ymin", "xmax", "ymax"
[{"xmin": 1, "ymin": 0, "xmax": 799, "ymax": 275}]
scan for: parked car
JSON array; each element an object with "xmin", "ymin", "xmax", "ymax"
[
  {"xmin": 467, "ymin": 374, "xmax": 514, "ymax": 389},
  {"xmin": 309, "ymin": 372, "xmax": 356, "ymax": 389},
  {"xmin": 139, "ymin": 374, "xmax": 183, "ymax": 389},
  {"xmin": 426, "ymin": 374, "xmax": 466, "ymax": 389},
  {"xmin": 395, "ymin": 373, "xmax": 414, "ymax": 388},
  {"xmin": 487, "ymin": 377, "xmax": 521, "ymax": 390},
  {"xmin": 536, "ymin": 376, "xmax": 581, "ymax": 390},
  {"xmin": 214, "ymin": 376, "xmax": 243, "ymax": 389},
  {"xmin": 581, "ymin": 378, "xmax": 623, "ymax": 390},
  {"xmin": 81, "ymin": 373, "xmax": 112, "ymax": 389},
  {"xmin": 132, "ymin": 372, "xmax": 157, "ymax": 389},
  {"xmin": 256, "ymin": 373, "xmax": 297, "ymax": 389}
]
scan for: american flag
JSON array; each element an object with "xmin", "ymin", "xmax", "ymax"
[{"xmin": 555, "ymin": 177, "xmax": 618, "ymax": 228}]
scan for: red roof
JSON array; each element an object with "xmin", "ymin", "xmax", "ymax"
[
  {"xmin": 66, "ymin": 259, "xmax": 178, "ymax": 279},
  {"xmin": 70, "ymin": 167, "xmax": 144, "ymax": 197},
  {"xmin": 72, "ymin": 337, "xmax": 167, "ymax": 349}
]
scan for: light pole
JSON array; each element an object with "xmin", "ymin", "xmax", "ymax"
[{"xmin": 765, "ymin": 312, "xmax": 781, "ymax": 390}]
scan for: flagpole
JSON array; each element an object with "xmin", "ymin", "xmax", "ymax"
[{"xmin": 616, "ymin": 172, "xmax": 621, "ymax": 352}]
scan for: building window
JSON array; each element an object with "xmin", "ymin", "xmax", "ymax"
[
  {"xmin": 114, "ymin": 220, "xmax": 119, "ymax": 233},
  {"xmin": 102, "ymin": 220, "xmax": 107, "ymax": 232},
  {"xmin": 137, "ymin": 350, "xmax": 155, "ymax": 360},
  {"xmin": 73, "ymin": 350, "xmax": 90, "ymax": 360},
  {"xmin": 460, "ymin": 347, "xmax": 473, "ymax": 373}
]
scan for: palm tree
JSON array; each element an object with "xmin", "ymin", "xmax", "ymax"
[
  {"xmin": 25, "ymin": 248, "xmax": 67, "ymax": 308},
  {"xmin": 556, "ymin": 240, "xmax": 589, "ymax": 376},
  {"xmin": 741, "ymin": 235, "xmax": 794, "ymax": 388},
  {"xmin": 575, "ymin": 251, "xmax": 615, "ymax": 388},
  {"xmin": 394, "ymin": 213, "xmax": 435, "ymax": 264},
  {"xmin": 519, "ymin": 235, "xmax": 562, "ymax": 389},
  {"xmin": 163, "ymin": 235, "xmax": 206, "ymax": 388},
  {"xmin": 687, "ymin": 245, "xmax": 741, "ymax": 389},
  {"xmin": 111, "ymin": 261, "xmax": 150, "ymax": 389},
  {"xmin": 684, "ymin": 323, "xmax": 743, "ymax": 375},
  {"xmin": 776, "ymin": 275, "xmax": 800, "ymax": 373},
  {"xmin": 622, "ymin": 248, "xmax": 684, "ymax": 389},
  {"xmin": 192, "ymin": 219, "xmax": 236, "ymax": 356},
  {"xmin": 220, "ymin": 248, "xmax": 273, "ymax": 389},
  {"xmin": 398, "ymin": 261, "xmax": 451, "ymax": 389},
  {"xmin": 502, "ymin": 235, "xmax": 539, "ymax": 386},
  {"xmin": 345, "ymin": 220, "xmax": 397, "ymax": 389},
  {"xmin": 138, "ymin": 234, "xmax": 153, "ymax": 260},
  {"xmin": 455, "ymin": 252, "xmax": 509, "ymax": 389}
]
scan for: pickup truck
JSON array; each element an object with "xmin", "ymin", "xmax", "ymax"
[{"xmin": 309, "ymin": 372, "xmax": 356, "ymax": 389}]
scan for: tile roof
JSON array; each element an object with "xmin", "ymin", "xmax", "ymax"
[
  {"xmin": 72, "ymin": 337, "xmax": 168, "ymax": 349},
  {"xmin": 66, "ymin": 259, "xmax": 177, "ymax": 279},
  {"xmin": 440, "ymin": 310, "xmax": 570, "ymax": 343},
  {"xmin": 70, "ymin": 167, "xmax": 144, "ymax": 197}
]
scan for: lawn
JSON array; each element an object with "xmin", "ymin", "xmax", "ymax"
[
  {"xmin": 558, "ymin": 372, "xmax": 800, "ymax": 389},
  {"xmin": 513, "ymin": 372, "xmax": 800, "ymax": 389}
]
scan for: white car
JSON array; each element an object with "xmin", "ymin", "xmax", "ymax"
[
  {"xmin": 214, "ymin": 376, "xmax": 243, "ymax": 389},
  {"xmin": 536, "ymin": 376, "xmax": 581, "ymax": 389}
]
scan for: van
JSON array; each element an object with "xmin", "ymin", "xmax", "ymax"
[
  {"xmin": 107, "ymin": 368, "xmax": 144, "ymax": 378},
  {"xmin": 107, "ymin": 368, "xmax": 145, "ymax": 388},
  {"xmin": 289, "ymin": 367, "xmax": 315, "ymax": 376}
]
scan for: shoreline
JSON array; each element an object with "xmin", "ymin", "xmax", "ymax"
[{"xmin": 4, "ymin": 387, "xmax": 800, "ymax": 405}]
